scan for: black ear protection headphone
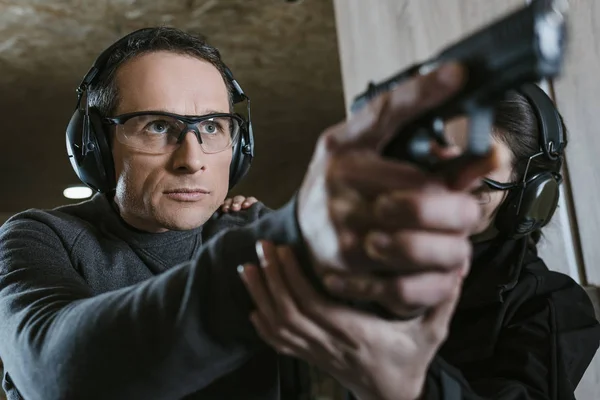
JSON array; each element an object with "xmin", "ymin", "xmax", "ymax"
[
  {"xmin": 493, "ymin": 83, "xmax": 566, "ymax": 239},
  {"xmin": 66, "ymin": 27, "xmax": 254, "ymax": 194}
]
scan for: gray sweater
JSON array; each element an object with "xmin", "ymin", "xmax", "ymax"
[{"xmin": 0, "ymin": 193, "xmax": 304, "ymax": 400}]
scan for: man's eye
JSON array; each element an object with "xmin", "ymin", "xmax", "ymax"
[
  {"xmin": 203, "ymin": 122, "xmax": 217, "ymax": 134},
  {"xmin": 200, "ymin": 120, "xmax": 224, "ymax": 135},
  {"xmin": 146, "ymin": 121, "xmax": 171, "ymax": 134}
]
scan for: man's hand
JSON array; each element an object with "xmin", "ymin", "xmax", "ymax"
[
  {"xmin": 239, "ymin": 241, "xmax": 461, "ymax": 400},
  {"xmin": 296, "ymin": 62, "xmax": 509, "ymax": 316},
  {"xmin": 221, "ymin": 195, "xmax": 258, "ymax": 213}
]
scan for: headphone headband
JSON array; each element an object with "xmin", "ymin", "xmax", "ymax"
[{"xmin": 517, "ymin": 83, "xmax": 565, "ymax": 162}]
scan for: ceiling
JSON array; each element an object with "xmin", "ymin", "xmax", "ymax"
[{"xmin": 0, "ymin": 0, "xmax": 345, "ymax": 217}]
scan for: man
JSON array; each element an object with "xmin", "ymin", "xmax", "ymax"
[{"xmin": 0, "ymin": 27, "xmax": 501, "ymax": 399}]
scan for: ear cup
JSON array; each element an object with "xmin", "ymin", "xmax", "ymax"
[
  {"xmin": 88, "ymin": 110, "xmax": 116, "ymax": 192},
  {"xmin": 495, "ymin": 172, "xmax": 560, "ymax": 238},
  {"xmin": 65, "ymin": 108, "xmax": 115, "ymax": 193},
  {"xmin": 228, "ymin": 121, "xmax": 254, "ymax": 190}
]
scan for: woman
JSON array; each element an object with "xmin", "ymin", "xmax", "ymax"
[{"xmin": 227, "ymin": 85, "xmax": 600, "ymax": 399}]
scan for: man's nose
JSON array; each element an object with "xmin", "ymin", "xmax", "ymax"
[{"xmin": 171, "ymin": 130, "xmax": 206, "ymax": 173}]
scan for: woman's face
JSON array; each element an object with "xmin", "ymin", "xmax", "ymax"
[{"xmin": 444, "ymin": 118, "xmax": 515, "ymax": 241}]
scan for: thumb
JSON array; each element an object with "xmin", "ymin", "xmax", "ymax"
[{"xmin": 329, "ymin": 62, "xmax": 467, "ymax": 151}]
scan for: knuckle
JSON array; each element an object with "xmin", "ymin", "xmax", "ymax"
[
  {"xmin": 404, "ymin": 194, "xmax": 430, "ymax": 227},
  {"xmin": 346, "ymin": 276, "xmax": 370, "ymax": 296},
  {"xmin": 396, "ymin": 232, "xmax": 426, "ymax": 266},
  {"xmin": 328, "ymin": 154, "xmax": 352, "ymax": 182},
  {"xmin": 418, "ymin": 74, "xmax": 441, "ymax": 101},
  {"xmin": 329, "ymin": 197, "xmax": 352, "ymax": 226},
  {"xmin": 388, "ymin": 278, "xmax": 412, "ymax": 305},
  {"xmin": 340, "ymin": 230, "xmax": 359, "ymax": 253},
  {"xmin": 358, "ymin": 96, "xmax": 385, "ymax": 132}
]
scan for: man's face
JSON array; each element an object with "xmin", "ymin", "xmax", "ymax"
[{"xmin": 111, "ymin": 51, "xmax": 233, "ymax": 232}]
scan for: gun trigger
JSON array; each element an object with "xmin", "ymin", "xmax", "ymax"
[{"xmin": 466, "ymin": 106, "xmax": 494, "ymax": 156}]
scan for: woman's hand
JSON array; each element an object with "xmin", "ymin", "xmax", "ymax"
[
  {"xmin": 238, "ymin": 241, "xmax": 463, "ymax": 400},
  {"xmin": 221, "ymin": 195, "xmax": 258, "ymax": 212}
]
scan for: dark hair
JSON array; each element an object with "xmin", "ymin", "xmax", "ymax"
[
  {"xmin": 87, "ymin": 26, "xmax": 234, "ymax": 117},
  {"xmin": 492, "ymin": 90, "xmax": 568, "ymax": 246}
]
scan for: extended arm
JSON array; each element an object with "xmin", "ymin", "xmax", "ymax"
[{"xmin": 0, "ymin": 199, "xmax": 300, "ymax": 400}]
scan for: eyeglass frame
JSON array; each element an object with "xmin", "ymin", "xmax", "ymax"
[{"xmin": 102, "ymin": 110, "xmax": 246, "ymax": 154}]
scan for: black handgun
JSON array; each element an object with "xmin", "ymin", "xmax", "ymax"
[{"xmin": 351, "ymin": 0, "xmax": 569, "ymax": 171}]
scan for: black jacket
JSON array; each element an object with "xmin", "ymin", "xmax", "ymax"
[{"xmin": 423, "ymin": 238, "xmax": 600, "ymax": 399}]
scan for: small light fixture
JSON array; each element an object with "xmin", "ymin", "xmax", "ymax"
[{"xmin": 63, "ymin": 186, "xmax": 93, "ymax": 200}]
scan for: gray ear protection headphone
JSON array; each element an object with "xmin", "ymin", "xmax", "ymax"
[
  {"xmin": 492, "ymin": 83, "xmax": 566, "ymax": 239},
  {"xmin": 65, "ymin": 27, "xmax": 254, "ymax": 194}
]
